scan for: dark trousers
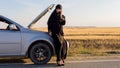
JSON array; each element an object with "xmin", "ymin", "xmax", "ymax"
[{"xmin": 52, "ymin": 34, "xmax": 67, "ymax": 62}]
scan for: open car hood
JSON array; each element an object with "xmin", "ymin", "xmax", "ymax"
[{"xmin": 28, "ymin": 4, "xmax": 55, "ymax": 29}]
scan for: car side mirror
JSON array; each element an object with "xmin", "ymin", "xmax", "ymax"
[{"xmin": 9, "ymin": 24, "xmax": 18, "ymax": 31}]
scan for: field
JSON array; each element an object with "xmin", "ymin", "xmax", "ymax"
[{"xmin": 33, "ymin": 27, "xmax": 120, "ymax": 56}]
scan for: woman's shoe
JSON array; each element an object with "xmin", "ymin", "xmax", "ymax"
[
  {"xmin": 61, "ymin": 64, "xmax": 64, "ymax": 66},
  {"xmin": 57, "ymin": 60, "xmax": 64, "ymax": 66}
]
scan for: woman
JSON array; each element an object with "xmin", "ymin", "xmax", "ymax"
[{"xmin": 47, "ymin": 4, "xmax": 66, "ymax": 66}]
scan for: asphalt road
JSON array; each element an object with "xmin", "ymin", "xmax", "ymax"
[{"xmin": 0, "ymin": 59, "xmax": 120, "ymax": 68}]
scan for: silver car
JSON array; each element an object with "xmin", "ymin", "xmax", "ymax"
[{"xmin": 0, "ymin": 4, "xmax": 69, "ymax": 65}]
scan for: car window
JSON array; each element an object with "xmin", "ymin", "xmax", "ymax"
[{"xmin": 0, "ymin": 21, "xmax": 9, "ymax": 30}]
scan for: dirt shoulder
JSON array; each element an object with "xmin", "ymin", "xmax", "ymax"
[{"xmin": 66, "ymin": 56, "xmax": 120, "ymax": 61}]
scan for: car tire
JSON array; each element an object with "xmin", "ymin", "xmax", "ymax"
[{"xmin": 29, "ymin": 43, "xmax": 52, "ymax": 65}]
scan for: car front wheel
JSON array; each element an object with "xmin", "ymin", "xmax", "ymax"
[{"xmin": 29, "ymin": 43, "xmax": 52, "ymax": 65}]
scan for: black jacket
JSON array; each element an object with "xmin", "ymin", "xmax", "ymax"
[{"xmin": 47, "ymin": 11, "xmax": 66, "ymax": 35}]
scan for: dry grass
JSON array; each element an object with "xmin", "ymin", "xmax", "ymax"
[
  {"xmin": 33, "ymin": 27, "xmax": 120, "ymax": 56},
  {"xmin": 64, "ymin": 27, "xmax": 120, "ymax": 39},
  {"xmin": 33, "ymin": 27, "xmax": 120, "ymax": 39}
]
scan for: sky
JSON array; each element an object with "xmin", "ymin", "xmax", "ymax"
[{"xmin": 1, "ymin": 0, "xmax": 120, "ymax": 27}]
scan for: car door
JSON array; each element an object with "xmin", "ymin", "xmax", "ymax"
[{"xmin": 0, "ymin": 20, "xmax": 21, "ymax": 56}]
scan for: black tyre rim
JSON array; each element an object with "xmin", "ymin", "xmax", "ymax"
[{"xmin": 32, "ymin": 46, "xmax": 49, "ymax": 62}]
